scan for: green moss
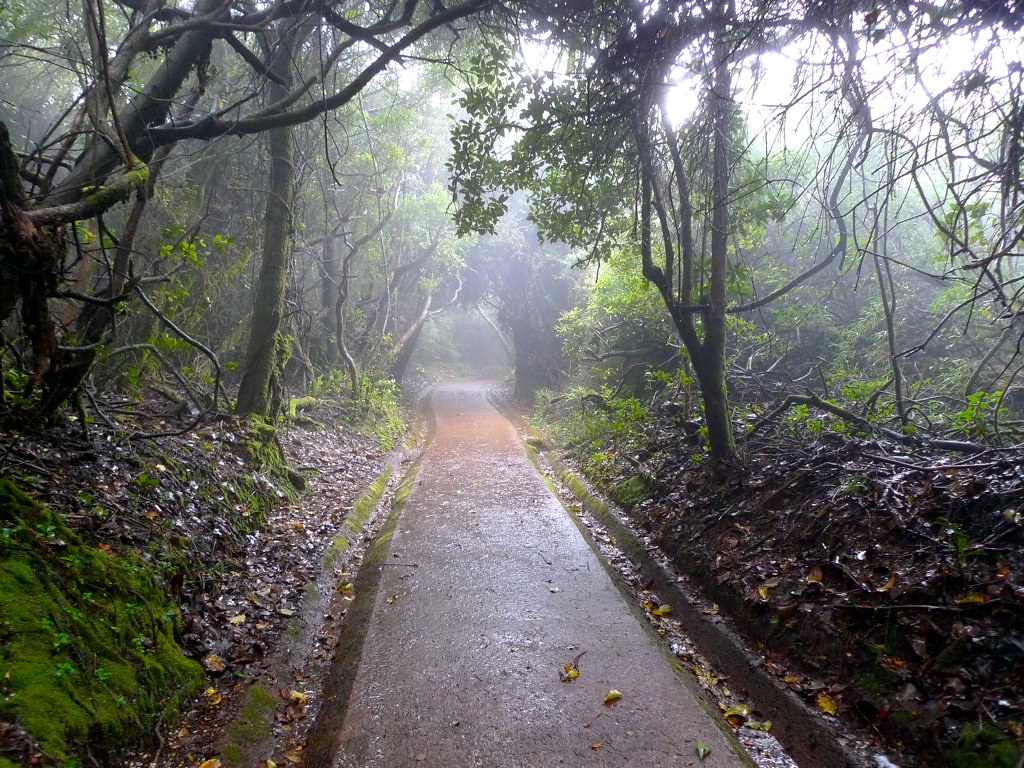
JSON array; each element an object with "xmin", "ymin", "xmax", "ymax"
[
  {"xmin": 0, "ymin": 477, "xmax": 202, "ymax": 765},
  {"xmin": 221, "ymin": 683, "xmax": 276, "ymax": 767},
  {"xmin": 947, "ymin": 723, "xmax": 1020, "ymax": 768},
  {"xmin": 287, "ymin": 396, "xmax": 317, "ymax": 420},
  {"xmin": 930, "ymin": 638, "xmax": 969, "ymax": 672},
  {"xmin": 609, "ymin": 474, "xmax": 654, "ymax": 506}
]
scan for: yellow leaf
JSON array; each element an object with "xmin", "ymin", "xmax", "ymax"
[
  {"xmin": 198, "ymin": 760, "xmax": 222, "ymax": 768},
  {"xmin": 696, "ymin": 740, "xmax": 711, "ymax": 760},
  {"xmin": 876, "ymin": 574, "xmax": 897, "ymax": 592},
  {"xmin": 289, "ymin": 690, "xmax": 308, "ymax": 702},
  {"xmin": 144, "ymin": 509, "xmax": 159, "ymax": 520},
  {"xmin": 816, "ymin": 692, "xmax": 838, "ymax": 715},
  {"xmin": 258, "ymin": 761, "xmax": 277, "ymax": 768},
  {"xmin": 561, "ymin": 665, "xmax": 579, "ymax": 682},
  {"xmin": 603, "ymin": 689, "xmax": 623, "ymax": 704},
  {"xmin": 203, "ymin": 654, "xmax": 226, "ymax": 673},
  {"xmin": 703, "ymin": 604, "xmax": 720, "ymax": 615},
  {"xmin": 723, "ymin": 704, "xmax": 750, "ymax": 722},
  {"xmin": 808, "ymin": 564, "xmax": 823, "ymax": 583},
  {"xmin": 229, "ymin": 614, "xmax": 246, "ymax": 624},
  {"xmin": 338, "ymin": 582, "xmax": 354, "ymax": 594},
  {"xmin": 955, "ymin": 593, "xmax": 986, "ymax": 605},
  {"xmin": 651, "ymin": 604, "xmax": 672, "ymax": 616},
  {"xmin": 783, "ymin": 674, "xmax": 801, "ymax": 685},
  {"xmin": 757, "ymin": 585, "xmax": 770, "ymax": 600},
  {"xmin": 591, "ymin": 742, "xmax": 603, "ymax": 750},
  {"xmin": 284, "ymin": 751, "xmax": 303, "ymax": 764}
]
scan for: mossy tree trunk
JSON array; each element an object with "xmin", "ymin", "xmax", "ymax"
[{"xmin": 235, "ymin": 29, "xmax": 304, "ymax": 418}]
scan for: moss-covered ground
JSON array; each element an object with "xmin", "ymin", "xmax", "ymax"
[{"xmin": 0, "ymin": 478, "xmax": 202, "ymax": 766}]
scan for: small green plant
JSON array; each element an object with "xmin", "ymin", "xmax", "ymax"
[
  {"xmin": 951, "ymin": 390, "xmax": 1005, "ymax": 439},
  {"xmin": 54, "ymin": 662, "xmax": 76, "ymax": 678}
]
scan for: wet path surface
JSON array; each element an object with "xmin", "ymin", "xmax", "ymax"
[{"xmin": 327, "ymin": 381, "xmax": 750, "ymax": 767}]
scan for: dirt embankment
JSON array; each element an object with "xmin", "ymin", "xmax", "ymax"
[{"xmin": 627, "ymin": 432, "xmax": 1024, "ymax": 767}]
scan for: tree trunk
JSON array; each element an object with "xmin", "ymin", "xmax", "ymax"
[
  {"xmin": 700, "ymin": 31, "xmax": 736, "ymax": 460},
  {"xmin": 235, "ymin": 31, "xmax": 302, "ymax": 417},
  {"xmin": 390, "ymin": 293, "xmax": 432, "ymax": 384}
]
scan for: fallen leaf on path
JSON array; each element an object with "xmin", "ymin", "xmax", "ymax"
[
  {"xmin": 603, "ymin": 689, "xmax": 623, "ymax": 704},
  {"xmin": 229, "ymin": 613, "xmax": 246, "ymax": 624},
  {"xmin": 747, "ymin": 720, "xmax": 772, "ymax": 731},
  {"xmin": 696, "ymin": 740, "xmax": 712, "ymax": 760},
  {"xmin": 198, "ymin": 760, "xmax": 222, "ymax": 768},
  {"xmin": 591, "ymin": 742, "xmax": 602, "ymax": 750}
]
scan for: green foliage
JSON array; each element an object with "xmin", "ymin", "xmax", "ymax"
[
  {"xmin": 950, "ymin": 390, "xmax": 1007, "ymax": 439},
  {"xmin": 537, "ymin": 387, "xmax": 650, "ymax": 488},
  {"xmin": 946, "ymin": 723, "xmax": 1020, "ymax": 768},
  {"xmin": 356, "ymin": 377, "xmax": 406, "ymax": 451},
  {"xmin": 0, "ymin": 478, "xmax": 202, "ymax": 764}
]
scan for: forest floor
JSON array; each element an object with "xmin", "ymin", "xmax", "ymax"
[
  {"xmin": 612, "ymin": 420, "xmax": 1024, "ymax": 768},
  {"xmin": 0, "ymin": 396, "xmax": 390, "ymax": 767}
]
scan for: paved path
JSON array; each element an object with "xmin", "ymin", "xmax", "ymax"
[{"xmin": 326, "ymin": 381, "xmax": 751, "ymax": 767}]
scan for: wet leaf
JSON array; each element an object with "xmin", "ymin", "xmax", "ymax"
[
  {"xmin": 757, "ymin": 585, "xmax": 770, "ymax": 600},
  {"xmin": 603, "ymin": 689, "xmax": 623, "ymax": 704},
  {"xmin": 258, "ymin": 761, "xmax": 277, "ymax": 768},
  {"xmin": 198, "ymin": 760, "xmax": 222, "ymax": 768},
  {"xmin": 560, "ymin": 664, "xmax": 579, "ymax": 682},
  {"xmin": 747, "ymin": 720, "xmax": 772, "ymax": 732},
  {"xmin": 338, "ymin": 582, "xmax": 354, "ymax": 594},
  {"xmin": 723, "ymin": 703, "xmax": 749, "ymax": 725},
  {"xmin": 954, "ymin": 593, "xmax": 986, "ymax": 604},
  {"xmin": 816, "ymin": 692, "xmax": 838, "ymax": 715},
  {"xmin": 229, "ymin": 613, "xmax": 246, "ymax": 624},
  {"xmin": 876, "ymin": 574, "xmax": 897, "ymax": 592},
  {"xmin": 650, "ymin": 604, "xmax": 672, "ymax": 616},
  {"xmin": 289, "ymin": 690, "xmax": 308, "ymax": 702},
  {"xmin": 808, "ymin": 564, "xmax": 823, "ymax": 583},
  {"xmin": 203, "ymin": 654, "xmax": 226, "ymax": 673},
  {"xmin": 696, "ymin": 740, "xmax": 711, "ymax": 760}
]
